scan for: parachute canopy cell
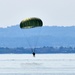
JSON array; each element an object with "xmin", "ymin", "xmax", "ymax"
[{"xmin": 20, "ymin": 17, "xmax": 43, "ymax": 29}]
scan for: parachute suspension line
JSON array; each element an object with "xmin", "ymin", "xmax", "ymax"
[
  {"xmin": 34, "ymin": 27, "xmax": 42, "ymax": 49},
  {"xmin": 21, "ymin": 30, "xmax": 33, "ymax": 52},
  {"xmin": 25, "ymin": 36, "xmax": 34, "ymax": 52},
  {"xmin": 23, "ymin": 28, "xmax": 42, "ymax": 53}
]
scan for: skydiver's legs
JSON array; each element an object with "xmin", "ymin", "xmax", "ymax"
[{"xmin": 33, "ymin": 52, "xmax": 35, "ymax": 57}]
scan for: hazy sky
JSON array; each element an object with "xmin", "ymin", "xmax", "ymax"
[{"xmin": 0, "ymin": 0, "xmax": 75, "ymax": 27}]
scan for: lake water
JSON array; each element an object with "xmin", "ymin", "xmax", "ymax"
[{"xmin": 0, "ymin": 54, "xmax": 75, "ymax": 75}]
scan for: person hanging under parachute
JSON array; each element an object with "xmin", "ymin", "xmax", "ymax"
[{"xmin": 20, "ymin": 17, "xmax": 43, "ymax": 57}]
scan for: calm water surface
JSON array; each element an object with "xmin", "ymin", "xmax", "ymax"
[{"xmin": 0, "ymin": 54, "xmax": 75, "ymax": 75}]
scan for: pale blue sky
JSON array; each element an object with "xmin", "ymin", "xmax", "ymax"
[{"xmin": 0, "ymin": 0, "xmax": 75, "ymax": 27}]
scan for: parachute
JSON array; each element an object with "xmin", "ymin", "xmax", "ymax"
[{"xmin": 20, "ymin": 17, "xmax": 43, "ymax": 29}]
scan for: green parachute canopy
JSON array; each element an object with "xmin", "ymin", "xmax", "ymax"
[{"xmin": 20, "ymin": 17, "xmax": 43, "ymax": 29}]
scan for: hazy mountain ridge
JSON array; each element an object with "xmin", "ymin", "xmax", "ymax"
[{"xmin": 0, "ymin": 25, "xmax": 75, "ymax": 48}]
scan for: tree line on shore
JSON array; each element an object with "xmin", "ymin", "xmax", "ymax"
[{"xmin": 0, "ymin": 46, "xmax": 75, "ymax": 54}]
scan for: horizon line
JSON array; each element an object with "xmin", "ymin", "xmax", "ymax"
[{"xmin": 0, "ymin": 24, "xmax": 75, "ymax": 28}]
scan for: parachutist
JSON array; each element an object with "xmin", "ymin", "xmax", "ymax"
[
  {"xmin": 33, "ymin": 52, "xmax": 35, "ymax": 57},
  {"xmin": 20, "ymin": 17, "xmax": 43, "ymax": 57}
]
